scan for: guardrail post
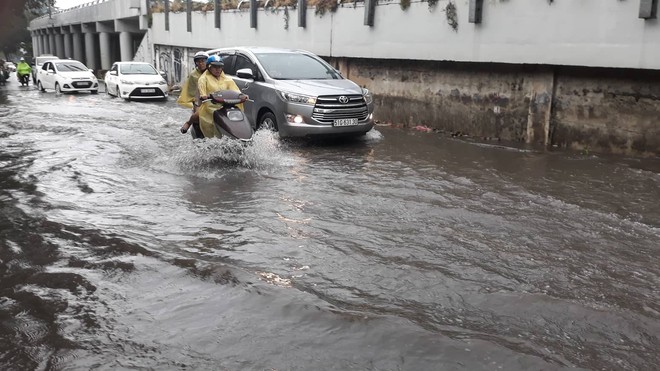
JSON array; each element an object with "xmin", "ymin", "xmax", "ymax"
[
  {"xmin": 164, "ymin": 0, "xmax": 170, "ymax": 31},
  {"xmin": 250, "ymin": 0, "xmax": 258, "ymax": 28},
  {"xmin": 364, "ymin": 0, "xmax": 376, "ymax": 26},
  {"xmin": 469, "ymin": 0, "xmax": 483, "ymax": 23},
  {"xmin": 215, "ymin": 0, "xmax": 221, "ymax": 28},
  {"xmin": 298, "ymin": 0, "xmax": 306, "ymax": 28},
  {"xmin": 186, "ymin": 0, "xmax": 192, "ymax": 32},
  {"xmin": 639, "ymin": 0, "xmax": 658, "ymax": 19}
]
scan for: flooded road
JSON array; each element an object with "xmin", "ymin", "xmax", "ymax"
[{"xmin": 1, "ymin": 80, "xmax": 659, "ymax": 370}]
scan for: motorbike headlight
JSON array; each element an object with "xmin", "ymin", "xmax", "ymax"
[
  {"xmin": 278, "ymin": 91, "xmax": 316, "ymax": 105},
  {"xmin": 362, "ymin": 88, "xmax": 373, "ymax": 105}
]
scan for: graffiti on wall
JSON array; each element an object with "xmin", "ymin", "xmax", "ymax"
[{"xmin": 154, "ymin": 45, "xmax": 205, "ymax": 87}]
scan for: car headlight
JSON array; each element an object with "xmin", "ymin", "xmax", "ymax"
[
  {"xmin": 158, "ymin": 79, "xmax": 167, "ymax": 85},
  {"xmin": 120, "ymin": 79, "xmax": 134, "ymax": 85},
  {"xmin": 278, "ymin": 91, "xmax": 316, "ymax": 105},
  {"xmin": 362, "ymin": 88, "xmax": 373, "ymax": 105}
]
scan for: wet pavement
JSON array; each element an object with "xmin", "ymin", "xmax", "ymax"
[{"xmin": 0, "ymin": 74, "xmax": 659, "ymax": 370}]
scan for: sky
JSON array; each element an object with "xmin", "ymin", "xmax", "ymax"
[{"xmin": 56, "ymin": 0, "xmax": 95, "ymax": 10}]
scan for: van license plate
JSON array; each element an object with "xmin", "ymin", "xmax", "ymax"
[
  {"xmin": 142, "ymin": 88, "xmax": 156, "ymax": 93},
  {"xmin": 333, "ymin": 118, "xmax": 358, "ymax": 127}
]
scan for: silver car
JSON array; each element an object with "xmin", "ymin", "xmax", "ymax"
[{"xmin": 205, "ymin": 47, "xmax": 374, "ymax": 138}]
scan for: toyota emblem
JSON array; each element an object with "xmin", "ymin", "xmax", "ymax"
[{"xmin": 338, "ymin": 96, "xmax": 349, "ymax": 104}]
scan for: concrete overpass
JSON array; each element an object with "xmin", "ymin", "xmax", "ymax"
[{"xmin": 29, "ymin": 0, "xmax": 148, "ymax": 70}]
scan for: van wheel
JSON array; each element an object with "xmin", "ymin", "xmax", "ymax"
[{"xmin": 259, "ymin": 112, "xmax": 278, "ymax": 132}]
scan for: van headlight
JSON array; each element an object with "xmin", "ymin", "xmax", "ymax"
[
  {"xmin": 362, "ymin": 88, "xmax": 373, "ymax": 105},
  {"xmin": 279, "ymin": 91, "xmax": 316, "ymax": 105}
]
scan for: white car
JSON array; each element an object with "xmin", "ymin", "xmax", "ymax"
[
  {"xmin": 5, "ymin": 62, "xmax": 16, "ymax": 72},
  {"xmin": 104, "ymin": 62, "xmax": 168, "ymax": 101},
  {"xmin": 31, "ymin": 55, "xmax": 59, "ymax": 83},
  {"xmin": 37, "ymin": 59, "xmax": 99, "ymax": 94}
]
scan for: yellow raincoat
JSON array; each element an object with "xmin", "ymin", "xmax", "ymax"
[
  {"xmin": 197, "ymin": 70, "xmax": 243, "ymax": 138},
  {"xmin": 176, "ymin": 68, "xmax": 203, "ymax": 109}
]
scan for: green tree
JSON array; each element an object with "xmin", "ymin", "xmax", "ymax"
[{"xmin": 0, "ymin": 0, "xmax": 56, "ymax": 57}]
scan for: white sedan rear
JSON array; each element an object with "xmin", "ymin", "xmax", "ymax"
[
  {"xmin": 37, "ymin": 60, "xmax": 99, "ymax": 94},
  {"xmin": 104, "ymin": 62, "xmax": 168, "ymax": 101}
]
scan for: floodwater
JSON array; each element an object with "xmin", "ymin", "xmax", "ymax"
[{"xmin": 0, "ymin": 79, "xmax": 659, "ymax": 370}]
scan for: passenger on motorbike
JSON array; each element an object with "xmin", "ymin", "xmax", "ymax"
[
  {"xmin": 178, "ymin": 51, "xmax": 208, "ymax": 134},
  {"xmin": 16, "ymin": 57, "xmax": 32, "ymax": 85},
  {"xmin": 196, "ymin": 55, "xmax": 244, "ymax": 138}
]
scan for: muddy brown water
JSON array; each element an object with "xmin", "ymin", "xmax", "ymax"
[{"xmin": 0, "ymin": 81, "xmax": 659, "ymax": 370}]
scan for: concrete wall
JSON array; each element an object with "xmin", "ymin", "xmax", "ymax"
[
  {"xmin": 340, "ymin": 58, "xmax": 660, "ymax": 156},
  {"xmin": 150, "ymin": 0, "xmax": 660, "ymax": 70}
]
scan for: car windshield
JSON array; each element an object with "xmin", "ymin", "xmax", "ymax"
[
  {"xmin": 55, "ymin": 62, "xmax": 88, "ymax": 71},
  {"xmin": 254, "ymin": 52, "xmax": 341, "ymax": 80},
  {"xmin": 119, "ymin": 64, "xmax": 158, "ymax": 75},
  {"xmin": 37, "ymin": 57, "xmax": 58, "ymax": 64}
]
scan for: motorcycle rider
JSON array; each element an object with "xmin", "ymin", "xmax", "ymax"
[
  {"xmin": 16, "ymin": 57, "xmax": 32, "ymax": 86},
  {"xmin": 178, "ymin": 51, "xmax": 208, "ymax": 134},
  {"xmin": 197, "ymin": 55, "xmax": 244, "ymax": 138}
]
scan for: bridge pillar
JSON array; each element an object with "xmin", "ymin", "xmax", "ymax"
[
  {"xmin": 119, "ymin": 32, "xmax": 133, "ymax": 61},
  {"xmin": 55, "ymin": 30, "xmax": 65, "ymax": 58},
  {"xmin": 84, "ymin": 32, "xmax": 96, "ymax": 70},
  {"xmin": 63, "ymin": 29, "xmax": 73, "ymax": 59},
  {"xmin": 31, "ymin": 33, "xmax": 40, "ymax": 57},
  {"xmin": 99, "ymin": 32, "xmax": 112, "ymax": 70},
  {"xmin": 48, "ymin": 31, "xmax": 56, "ymax": 55},
  {"xmin": 72, "ymin": 30, "xmax": 84, "ymax": 62},
  {"xmin": 38, "ymin": 31, "xmax": 46, "ymax": 56}
]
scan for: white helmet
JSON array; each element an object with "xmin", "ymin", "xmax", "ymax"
[{"xmin": 193, "ymin": 51, "xmax": 209, "ymax": 62}]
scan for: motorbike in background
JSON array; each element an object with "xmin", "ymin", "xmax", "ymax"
[
  {"xmin": 188, "ymin": 90, "xmax": 253, "ymax": 142},
  {"xmin": 17, "ymin": 71, "xmax": 30, "ymax": 86}
]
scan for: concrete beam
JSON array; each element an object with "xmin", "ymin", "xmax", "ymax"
[
  {"xmin": 96, "ymin": 21, "xmax": 114, "ymax": 33},
  {"xmin": 115, "ymin": 18, "xmax": 140, "ymax": 33}
]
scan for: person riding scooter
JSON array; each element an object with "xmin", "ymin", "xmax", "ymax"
[
  {"xmin": 197, "ymin": 55, "xmax": 244, "ymax": 138},
  {"xmin": 178, "ymin": 51, "xmax": 209, "ymax": 134},
  {"xmin": 16, "ymin": 57, "xmax": 32, "ymax": 86}
]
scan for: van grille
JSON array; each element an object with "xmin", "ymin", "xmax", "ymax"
[{"xmin": 312, "ymin": 95, "xmax": 368, "ymax": 123}]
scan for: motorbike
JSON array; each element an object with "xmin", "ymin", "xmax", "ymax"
[
  {"xmin": 188, "ymin": 89, "xmax": 253, "ymax": 142},
  {"xmin": 17, "ymin": 71, "xmax": 30, "ymax": 86}
]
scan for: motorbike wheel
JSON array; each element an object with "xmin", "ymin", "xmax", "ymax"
[
  {"xmin": 37, "ymin": 81, "xmax": 45, "ymax": 92},
  {"xmin": 259, "ymin": 112, "xmax": 278, "ymax": 132}
]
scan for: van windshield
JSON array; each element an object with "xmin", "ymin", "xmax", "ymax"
[{"xmin": 254, "ymin": 52, "xmax": 341, "ymax": 80}]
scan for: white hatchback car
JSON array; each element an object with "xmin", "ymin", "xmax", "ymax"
[
  {"xmin": 104, "ymin": 62, "xmax": 168, "ymax": 101},
  {"xmin": 37, "ymin": 59, "xmax": 99, "ymax": 94}
]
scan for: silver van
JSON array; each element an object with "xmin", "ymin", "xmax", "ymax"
[{"xmin": 205, "ymin": 47, "xmax": 374, "ymax": 138}]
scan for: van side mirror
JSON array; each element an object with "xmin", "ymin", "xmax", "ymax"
[{"xmin": 236, "ymin": 68, "xmax": 254, "ymax": 80}]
